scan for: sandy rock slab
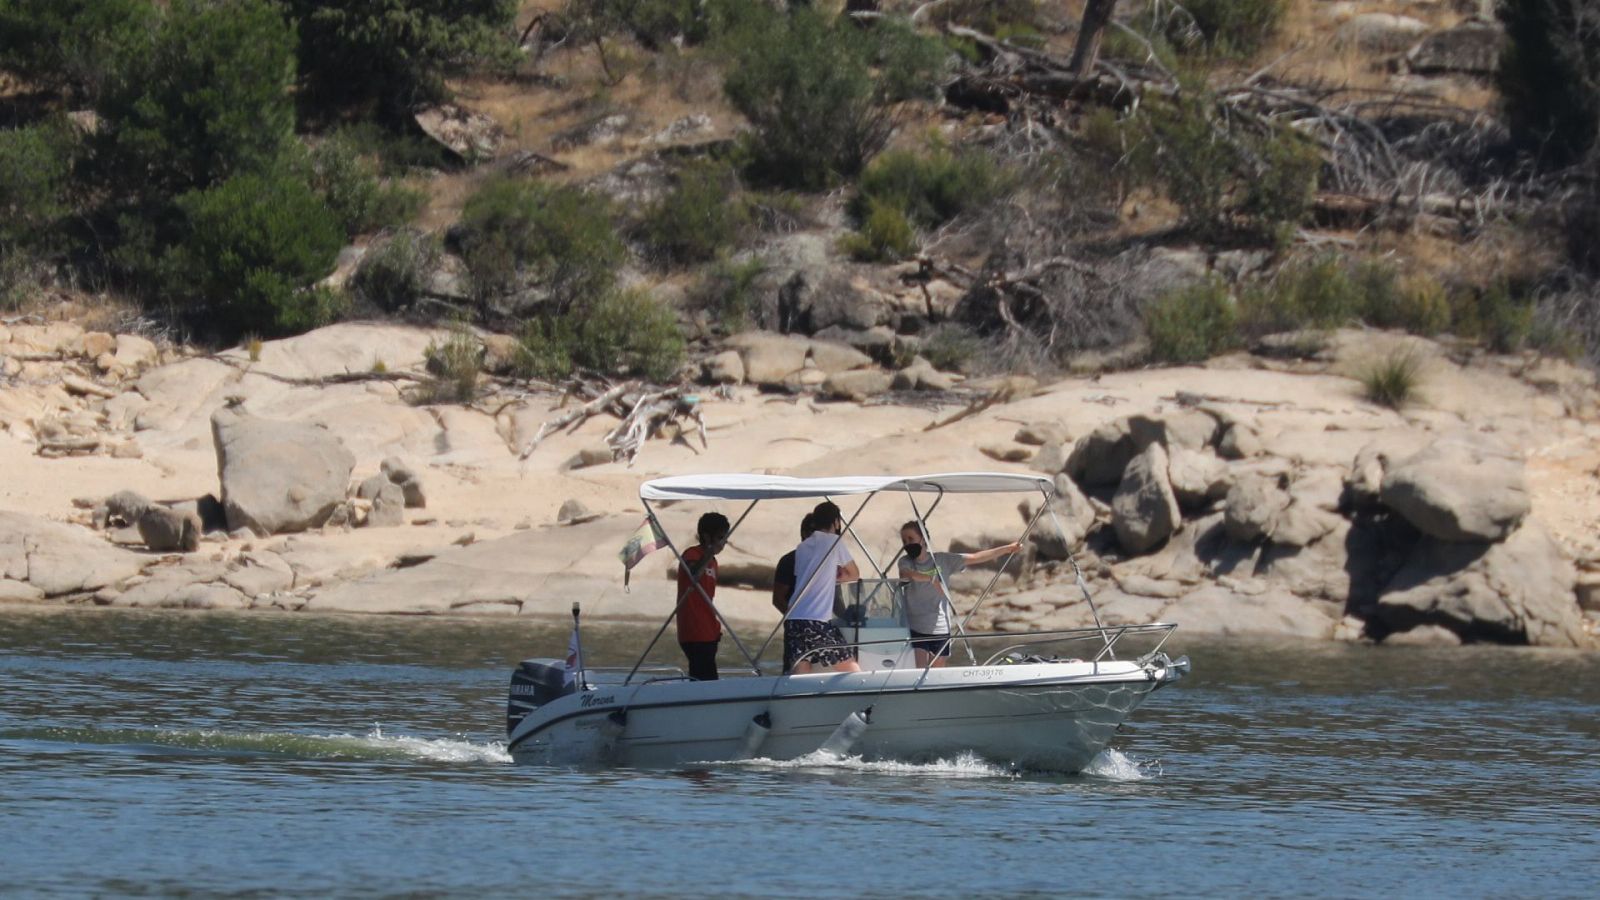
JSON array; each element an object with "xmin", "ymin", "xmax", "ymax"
[
  {"xmin": 0, "ymin": 511, "xmax": 149, "ymax": 597},
  {"xmin": 1160, "ymin": 584, "xmax": 1338, "ymax": 640}
]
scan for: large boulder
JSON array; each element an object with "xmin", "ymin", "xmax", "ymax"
[
  {"xmin": 702, "ymin": 350, "xmax": 745, "ymax": 385},
  {"xmin": 365, "ymin": 481, "xmax": 406, "ymax": 528},
  {"xmin": 1064, "ymin": 418, "xmax": 1138, "ymax": 487},
  {"xmin": 1113, "ymin": 443, "xmax": 1181, "ymax": 555},
  {"xmin": 1128, "ymin": 410, "xmax": 1220, "ymax": 453},
  {"xmin": 1224, "ymin": 474, "xmax": 1292, "ymax": 543},
  {"xmin": 1167, "ymin": 447, "xmax": 1231, "ymax": 509},
  {"xmin": 1376, "ymin": 522, "xmax": 1584, "ymax": 647},
  {"xmin": 823, "ymin": 369, "xmax": 891, "ymax": 402},
  {"xmin": 136, "ymin": 506, "xmax": 201, "ymax": 552},
  {"xmin": 1343, "ymin": 434, "xmax": 1432, "ymax": 511},
  {"xmin": 724, "ymin": 332, "xmax": 871, "ymax": 388},
  {"xmin": 1067, "ymin": 411, "xmax": 1222, "ymax": 488},
  {"xmin": 211, "ymin": 406, "xmax": 355, "ymax": 536},
  {"xmin": 1339, "ymin": 13, "xmax": 1427, "ymax": 51},
  {"xmin": 1405, "ymin": 21, "xmax": 1504, "ymax": 77},
  {"xmin": 1022, "ymin": 473, "xmax": 1095, "ymax": 559},
  {"xmin": 380, "ymin": 457, "xmax": 426, "ymax": 508},
  {"xmin": 1380, "ymin": 436, "xmax": 1529, "ymax": 542}
]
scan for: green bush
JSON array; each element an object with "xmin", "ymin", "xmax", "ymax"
[
  {"xmin": 420, "ymin": 324, "xmax": 483, "ymax": 404},
  {"xmin": 352, "ymin": 230, "xmax": 441, "ymax": 313},
  {"xmin": 1451, "ymin": 282, "xmax": 1536, "ymax": 353},
  {"xmin": 1240, "ymin": 256, "xmax": 1360, "ymax": 334},
  {"xmin": 1131, "ymin": 94, "xmax": 1238, "ymax": 237},
  {"xmin": 0, "ymin": 0, "xmax": 155, "ymax": 97},
  {"xmin": 327, "ymin": 120, "xmax": 454, "ymax": 176},
  {"xmin": 1145, "ymin": 278, "xmax": 1240, "ymax": 363},
  {"xmin": 919, "ymin": 323, "xmax": 984, "ymax": 373},
  {"xmin": 159, "ymin": 169, "xmax": 346, "ymax": 338},
  {"xmin": 722, "ymin": 8, "xmax": 890, "ymax": 190},
  {"xmin": 747, "ymin": 191, "xmax": 811, "ymax": 233},
  {"xmin": 457, "ymin": 178, "xmax": 624, "ymax": 311},
  {"xmin": 518, "ymin": 288, "xmax": 685, "ymax": 381},
  {"xmin": 855, "ymin": 144, "xmax": 1010, "ymax": 230},
  {"xmin": 876, "ymin": 18, "xmax": 953, "ymax": 104},
  {"xmin": 919, "ymin": 0, "xmax": 1043, "ymax": 40},
  {"xmin": 1358, "ymin": 346, "xmax": 1424, "ymax": 409},
  {"xmin": 1497, "ymin": 0, "xmax": 1600, "ymax": 168},
  {"xmin": 308, "ymin": 133, "xmax": 425, "ymax": 238},
  {"xmin": 1172, "ymin": 0, "xmax": 1288, "ymax": 57},
  {"xmin": 1391, "ymin": 277, "xmax": 1454, "ymax": 336},
  {"xmin": 1128, "ymin": 89, "xmax": 1316, "ymax": 242},
  {"xmin": 0, "ymin": 122, "xmax": 74, "ymax": 255},
  {"xmin": 286, "ymin": 0, "xmax": 518, "ymax": 117},
  {"xmin": 1240, "ymin": 127, "xmax": 1321, "ymax": 247},
  {"xmin": 840, "ymin": 199, "xmax": 918, "ymax": 262},
  {"xmin": 93, "ymin": 0, "xmax": 296, "ymax": 200},
  {"xmin": 640, "ymin": 160, "xmax": 748, "ymax": 265},
  {"xmin": 690, "ymin": 256, "xmax": 766, "ymax": 332},
  {"xmin": 1, "ymin": 249, "xmax": 44, "ymax": 312}
]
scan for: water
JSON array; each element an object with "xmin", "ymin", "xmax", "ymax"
[{"xmin": 2, "ymin": 608, "xmax": 1597, "ymax": 897}]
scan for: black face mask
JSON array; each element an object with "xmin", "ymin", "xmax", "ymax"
[{"xmin": 902, "ymin": 542, "xmax": 923, "ymax": 560}]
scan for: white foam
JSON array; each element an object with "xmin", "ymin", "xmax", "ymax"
[
  {"xmin": 356, "ymin": 726, "xmax": 512, "ymax": 764},
  {"xmin": 728, "ymin": 750, "xmax": 1013, "ymax": 779},
  {"xmin": 1082, "ymin": 747, "xmax": 1157, "ymax": 781}
]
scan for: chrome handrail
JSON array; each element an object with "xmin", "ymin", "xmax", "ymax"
[
  {"xmin": 787, "ymin": 623, "xmax": 1179, "ymax": 671},
  {"xmin": 980, "ymin": 623, "xmax": 1177, "ymax": 665}
]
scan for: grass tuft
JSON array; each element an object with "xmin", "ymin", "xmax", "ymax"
[{"xmin": 1357, "ymin": 346, "xmax": 1424, "ymax": 409}]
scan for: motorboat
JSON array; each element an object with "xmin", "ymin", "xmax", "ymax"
[{"xmin": 504, "ymin": 472, "xmax": 1189, "ymax": 772}]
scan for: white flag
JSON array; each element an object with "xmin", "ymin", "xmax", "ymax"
[{"xmin": 563, "ymin": 624, "xmax": 582, "ymax": 688}]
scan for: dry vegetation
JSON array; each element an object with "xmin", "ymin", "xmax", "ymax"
[{"xmin": 5, "ymin": 0, "xmax": 1597, "ymax": 377}]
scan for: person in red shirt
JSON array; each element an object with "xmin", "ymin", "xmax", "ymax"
[{"xmin": 677, "ymin": 512, "xmax": 730, "ymax": 681}]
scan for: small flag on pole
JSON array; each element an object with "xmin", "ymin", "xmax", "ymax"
[
  {"xmin": 618, "ymin": 516, "xmax": 667, "ymax": 588},
  {"xmin": 563, "ymin": 624, "xmax": 582, "ymax": 688}
]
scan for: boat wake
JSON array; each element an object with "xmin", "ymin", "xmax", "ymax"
[
  {"xmin": 1083, "ymin": 748, "xmax": 1158, "ymax": 782},
  {"xmin": 730, "ymin": 750, "xmax": 1013, "ymax": 779},
  {"xmin": 1, "ymin": 724, "xmax": 511, "ymax": 764},
  {"xmin": 725, "ymin": 747, "xmax": 1156, "ymax": 782}
]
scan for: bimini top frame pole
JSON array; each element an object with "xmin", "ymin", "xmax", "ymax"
[{"xmin": 623, "ymin": 499, "xmax": 761, "ymax": 685}]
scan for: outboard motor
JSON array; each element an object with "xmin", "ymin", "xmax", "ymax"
[{"xmin": 506, "ymin": 659, "xmax": 572, "ymax": 735}]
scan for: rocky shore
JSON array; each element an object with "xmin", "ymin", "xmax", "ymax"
[{"xmin": 2, "ymin": 318, "xmax": 1597, "ymax": 649}]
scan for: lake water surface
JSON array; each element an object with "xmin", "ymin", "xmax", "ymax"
[{"xmin": 2, "ymin": 608, "xmax": 1596, "ymax": 897}]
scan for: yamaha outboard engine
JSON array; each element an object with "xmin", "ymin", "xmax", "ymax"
[{"xmin": 506, "ymin": 659, "xmax": 571, "ymax": 735}]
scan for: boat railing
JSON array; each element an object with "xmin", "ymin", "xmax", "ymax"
[
  {"xmin": 790, "ymin": 622, "xmax": 1178, "ymax": 672},
  {"xmin": 980, "ymin": 622, "xmax": 1177, "ymax": 665}
]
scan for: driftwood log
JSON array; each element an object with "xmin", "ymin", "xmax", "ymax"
[{"xmin": 518, "ymin": 378, "xmax": 708, "ymax": 466}]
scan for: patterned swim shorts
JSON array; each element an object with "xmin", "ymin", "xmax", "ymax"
[{"xmin": 784, "ymin": 619, "xmax": 853, "ymax": 669}]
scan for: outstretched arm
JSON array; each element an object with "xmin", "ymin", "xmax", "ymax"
[{"xmin": 961, "ymin": 541, "xmax": 1023, "ymax": 566}]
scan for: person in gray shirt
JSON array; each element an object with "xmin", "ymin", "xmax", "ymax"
[{"xmin": 897, "ymin": 521, "xmax": 1021, "ymax": 668}]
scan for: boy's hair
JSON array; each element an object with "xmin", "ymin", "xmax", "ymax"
[
  {"xmin": 811, "ymin": 501, "xmax": 842, "ymax": 530},
  {"xmin": 900, "ymin": 520, "xmax": 928, "ymax": 541},
  {"xmin": 799, "ymin": 512, "xmax": 816, "ymax": 539},
  {"xmin": 697, "ymin": 512, "xmax": 731, "ymax": 541}
]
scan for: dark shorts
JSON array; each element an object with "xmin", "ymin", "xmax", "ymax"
[
  {"xmin": 784, "ymin": 620, "xmax": 853, "ymax": 669},
  {"xmin": 910, "ymin": 630, "xmax": 952, "ymax": 658}
]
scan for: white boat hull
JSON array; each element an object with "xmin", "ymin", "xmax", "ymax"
[{"xmin": 507, "ymin": 656, "xmax": 1186, "ymax": 772}]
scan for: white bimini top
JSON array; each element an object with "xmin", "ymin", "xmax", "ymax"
[{"xmin": 639, "ymin": 472, "xmax": 1052, "ymax": 502}]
